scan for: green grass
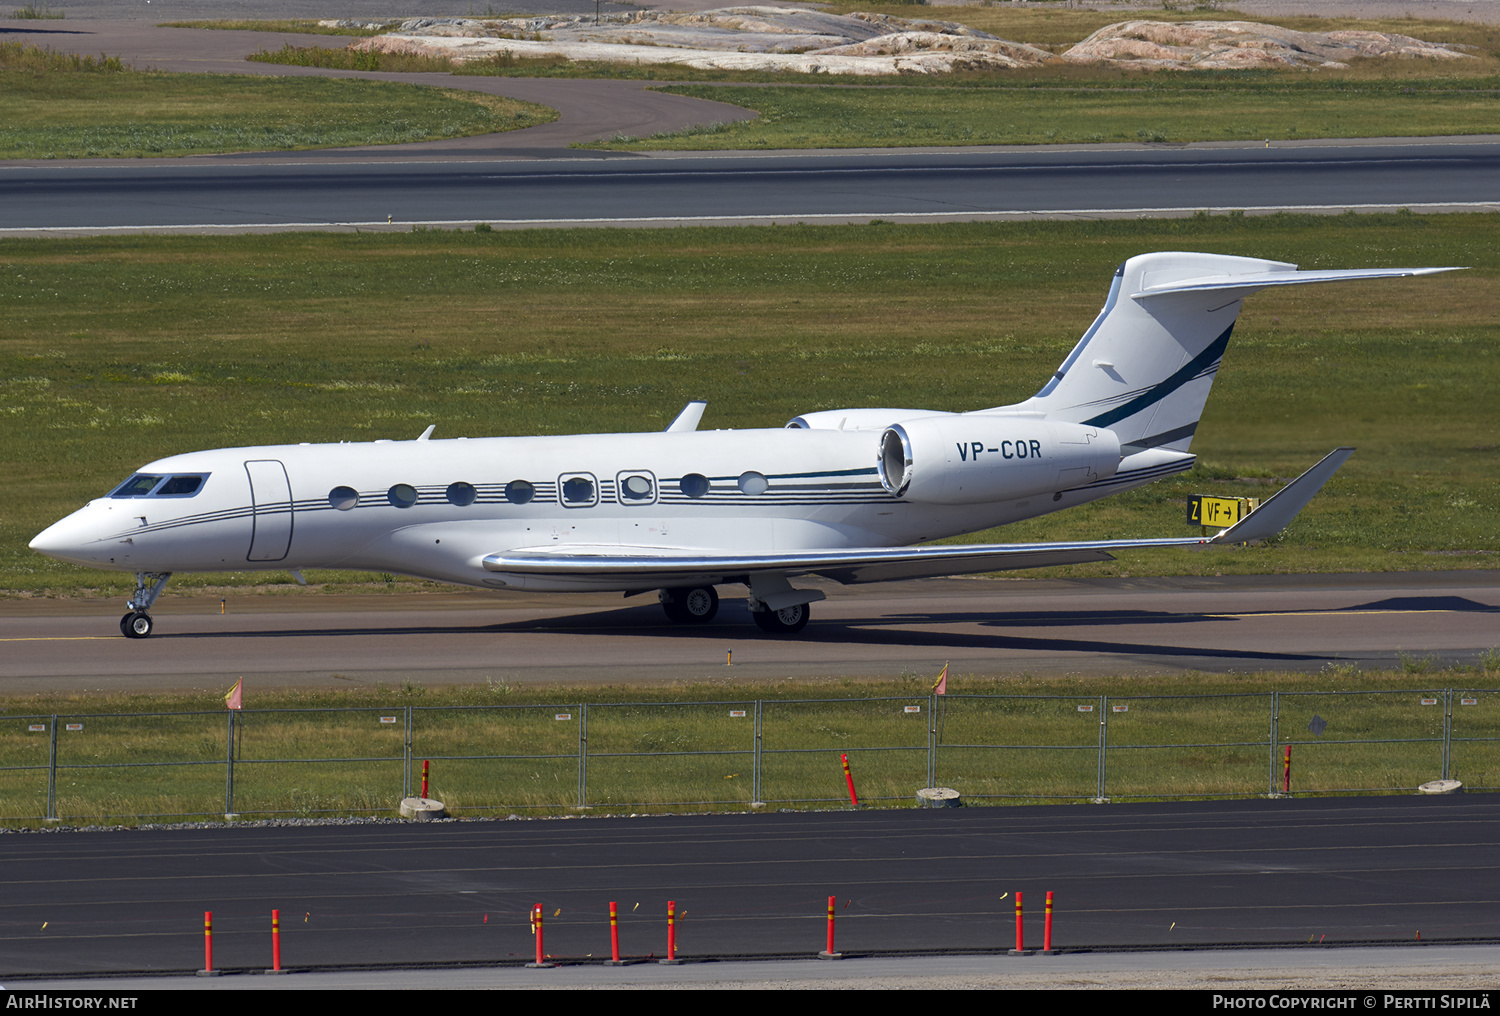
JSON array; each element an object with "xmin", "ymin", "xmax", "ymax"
[
  {"xmin": 0, "ymin": 41, "xmax": 556, "ymax": 159},
  {"xmin": 2, "ymin": 669, "xmax": 1494, "ymax": 823},
  {"xmin": 10, "ymin": 3, "xmax": 63, "ymax": 18},
  {"xmin": 615, "ymin": 76, "xmax": 1500, "ymax": 149},
  {"xmin": 246, "ymin": 42, "xmax": 468, "ymax": 74},
  {"xmin": 160, "ymin": 19, "xmax": 398, "ymax": 37},
  {"xmin": 2, "ymin": 213, "xmax": 1497, "ymax": 596}
]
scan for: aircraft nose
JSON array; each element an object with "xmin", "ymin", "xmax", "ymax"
[{"xmin": 30, "ymin": 511, "xmax": 109, "ymax": 566}]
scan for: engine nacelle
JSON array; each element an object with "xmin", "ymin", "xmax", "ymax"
[
  {"xmin": 878, "ymin": 416, "xmax": 1120, "ymax": 504},
  {"xmin": 786, "ymin": 408, "xmax": 954, "ymax": 431}
]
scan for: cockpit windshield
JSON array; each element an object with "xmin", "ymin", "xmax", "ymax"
[{"xmin": 109, "ymin": 474, "xmax": 208, "ymax": 498}]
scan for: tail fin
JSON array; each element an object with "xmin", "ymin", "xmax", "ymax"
[{"xmin": 1010, "ymin": 252, "xmax": 1455, "ymax": 454}]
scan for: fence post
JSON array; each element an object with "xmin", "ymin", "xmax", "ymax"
[
  {"xmin": 753, "ymin": 699, "xmax": 763, "ymax": 804},
  {"xmin": 579, "ymin": 703, "xmax": 588, "ymax": 809},
  {"xmin": 1096, "ymin": 695, "xmax": 1108, "ymax": 802},
  {"xmin": 404, "ymin": 705, "xmax": 413, "ymax": 799},
  {"xmin": 1443, "ymin": 687, "xmax": 1453, "ymax": 781},
  {"xmin": 1268, "ymin": 691, "xmax": 1280, "ymax": 795},
  {"xmin": 224, "ymin": 711, "xmax": 236, "ymax": 818},
  {"xmin": 46, "ymin": 714, "xmax": 58, "ymax": 821},
  {"xmin": 928, "ymin": 693, "xmax": 937, "ymax": 789}
]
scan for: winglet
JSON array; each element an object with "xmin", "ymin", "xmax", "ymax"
[
  {"xmin": 1210, "ymin": 447, "xmax": 1355, "ymax": 545},
  {"xmin": 665, "ymin": 401, "xmax": 707, "ymax": 433}
]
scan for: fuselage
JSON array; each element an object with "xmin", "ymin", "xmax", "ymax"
[{"xmin": 29, "ymin": 424, "xmax": 1177, "ymax": 592}]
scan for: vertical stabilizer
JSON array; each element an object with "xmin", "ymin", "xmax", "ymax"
[{"xmin": 1009, "ymin": 252, "xmax": 1296, "ymax": 453}]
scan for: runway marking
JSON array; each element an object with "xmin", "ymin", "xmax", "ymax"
[
  {"xmin": 0, "ymin": 636, "xmax": 117, "ymax": 642},
  {"xmin": 1202, "ymin": 608, "xmax": 1486, "ymax": 619},
  {"xmin": 4, "ymin": 202, "xmax": 1498, "ymax": 236}
]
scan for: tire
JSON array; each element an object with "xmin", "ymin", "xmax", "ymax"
[
  {"xmin": 752, "ymin": 602, "xmax": 809, "ymax": 634},
  {"xmin": 678, "ymin": 586, "xmax": 719, "ymax": 623},
  {"xmin": 121, "ymin": 612, "xmax": 153, "ymax": 639},
  {"xmin": 659, "ymin": 586, "xmax": 718, "ymax": 624}
]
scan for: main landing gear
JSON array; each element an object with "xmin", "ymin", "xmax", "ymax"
[
  {"xmin": 751, "ymin": 602, "xmax": 810, "ymax": 634},
  {"xmin": 120, "ymin": 571, "xmax": 171, "ymax": 639},
  {"xmin": 656, "ymin": 582, "xmax": 815, "ymax": 635},
  {"xmin": 659, "ymin": 585, "xmax": 719, "ymax": 624}
]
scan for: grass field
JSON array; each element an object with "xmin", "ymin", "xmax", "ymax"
[
  {"xmin": 2, "ymin": 668, "xmax": 1493, "ymax": 824},
  {"xmin": 626, "ymin": 75, "xmax": 1500, "ymax": 149},
  {"xmin": 2, "ymin": 213, "xmax": 1497, "ymax": 598},
  {"xmin": 0, "ymin": 41, "xmax": 556, "ymax": 159}
]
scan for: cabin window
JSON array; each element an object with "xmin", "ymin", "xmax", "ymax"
[
  {"xmin": 738, "ymin": 471, "xmax": 769, "ymax": 496},
  {"xmin": 504, "ymin": 480, "xmax": 534, "ymax": 505},
  {"xmin": 156, "ymin": 475, "xmax": 206, "ymax": 497},
  {"xmin": 387, "ymin": 483, "xmax": 418, "ymax": 509},
  {"xmin": 109, "ymin": 473, "xmax": 209, "ymax": 498},
  {"xmin": 446, "ymin": 481, "xmax": 477, "ymax": 507},
  {"xmin": 560, "ymin": 473, "xmax": 597, "ymax": 507},
  {"xmin": 617, "ymin": 471, "xmax": 656, "ymax": 504},
  {"xmin": 110, "ymin": 474, "xmax": 164, "ymax": 498},
  {"xmin": 679, "ymin": 473, "xmax": 710, "ymax": 499},
  {"xmin": 329, "ymin": 486, "xmax": 359, "ymax": 511}
]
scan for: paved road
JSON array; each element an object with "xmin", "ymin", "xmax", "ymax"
[
  {"xmin": 5, "ymin": 139, "xmax": 1500, "ymax": 234},
  {"xmin": 2, "ymin": 572, "xmax": 1496, "ymax": 693},
  {"xmin": 3, "ymin": 21, "xmax": 1498, "ymax": 233},
  {"xmin": 1, "ymin": 796, "xmax": 1497, "ymax": 977},
  {"xmin": 15, "ymin": 946, "xmax": 1500, "ymax": 989}
]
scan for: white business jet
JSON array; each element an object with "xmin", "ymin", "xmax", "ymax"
[{"xmin": 31, "ymin": 252, "xmax": 1455, "ymax": 639}]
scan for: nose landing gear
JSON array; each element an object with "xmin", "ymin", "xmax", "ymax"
[{"xmin": 120, "ymin": 571, "xmax": 172, "ymax": 639}]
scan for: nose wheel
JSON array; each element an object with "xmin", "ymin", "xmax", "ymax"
[
  {"xmin": 120, "ymin": 612, "xmax": 154, "ymax": 639},
  {"xmin": 120, "ymin": 571, "xmax": 171, "ymax": 638}
]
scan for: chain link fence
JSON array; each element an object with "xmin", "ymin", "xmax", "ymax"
[{"xmin": 1, "ymin": 688, "xmax": 1492, "ymax": 822}]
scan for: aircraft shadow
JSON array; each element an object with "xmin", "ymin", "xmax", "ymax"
[
  {"xmin": 1343, "ymin": 596, "xmax": 1498, "ymax": 614},
  {"xmin": 143, "ymin": 595, "xmax": 1454, "ymax": 662}
]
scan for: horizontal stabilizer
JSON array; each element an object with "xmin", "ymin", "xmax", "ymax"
[
  {"xmin": 1134, "ymin": 266, "xmax": 1461, "ymax": 299},
  {"xmin": 1210, "ymin": 447, "xmax": 1354, "ymax": 545}
]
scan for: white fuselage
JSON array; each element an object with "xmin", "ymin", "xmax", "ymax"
[{"xmin": 32, "ymin": 424, "xmax": 1165, "ymax": 592}]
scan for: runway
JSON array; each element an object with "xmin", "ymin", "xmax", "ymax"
[
  {"xmin": 2, "ymin": 795, "xmax": 1498, "ymax": 978},
  {"xmin": 2, "ymin": 572, "xmax": 1496, "ymax": 693}
]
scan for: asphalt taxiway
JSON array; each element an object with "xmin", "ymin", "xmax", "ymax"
[
  {"xmin": 2, "ymin": 796, "xmax": 1499, "ymax": 978},
  {"xmin": 3, "ymin": 571, "xmax": 1497, "ymax": 693}
]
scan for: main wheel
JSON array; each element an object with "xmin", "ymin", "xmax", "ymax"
[
  {"xmin": 120, "ymin": 612, "xmax": 154, "ymax": 639},
  {"xmin": 752, "ymin": 602, "xmax": 809, "ymax": 634},
  {"xmin": 661, "ymin": 585, "xmax": 718, "ymax": 624}
]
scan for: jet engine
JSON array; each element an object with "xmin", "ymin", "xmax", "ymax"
[
  {"xmin": 786, "ymin": 408, "xmax": 954, "ymax": 431},
  {"xmin": 878, "ymin": 416, "xmax": 1120, "ymax": 504}
]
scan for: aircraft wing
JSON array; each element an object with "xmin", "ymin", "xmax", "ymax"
[
  {"xmin": 482, "ymin": 448, "xmax": 1353, "ymax": 587},
  {"xmin": 486, "ymin": 540, "xmax": 1150, "ymax": 587}
]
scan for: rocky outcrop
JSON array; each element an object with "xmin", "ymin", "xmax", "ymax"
[
  {"xmin": 1062, "ymin": 20, "xmax": 1473, "ymax": 69},
  {"xmin": 347, "ymin": 9, "xmax": 1469, "ymax": 76}
]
